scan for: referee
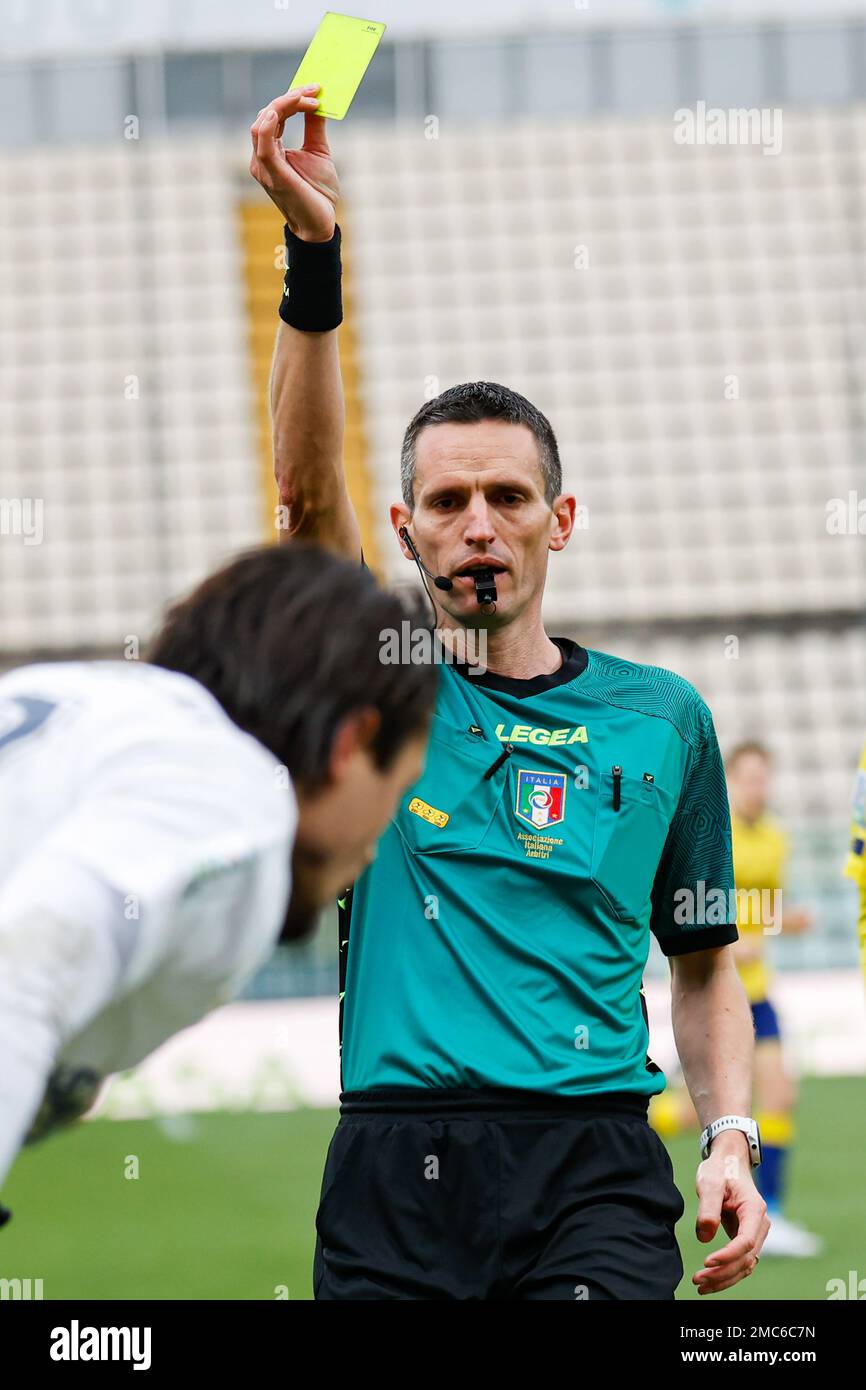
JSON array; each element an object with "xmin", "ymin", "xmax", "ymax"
[{"xmin": 250, "ymin": 89, "xmax": 769, "ymax": 1299}]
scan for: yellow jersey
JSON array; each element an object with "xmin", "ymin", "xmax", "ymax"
[
  {"xmin": 730, "ymin": 812, "xmax": 789, "ymax": 1004},
  {"xmin": 843, "ymin": 738, "xmax": 866, "ymax": 981}
]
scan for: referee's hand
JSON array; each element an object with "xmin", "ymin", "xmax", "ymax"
[
  {"xmin": 692, "ymin": 1136, "xmax": 770, "ymax": 1295},
  {"xmin": 249, "ymin": 86, "xmax": 340, "ymax": 244}
]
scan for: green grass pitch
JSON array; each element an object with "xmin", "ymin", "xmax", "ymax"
[{"xmin": 1, "ymin": 1077, "xmax": 862, "ymax": 1301}]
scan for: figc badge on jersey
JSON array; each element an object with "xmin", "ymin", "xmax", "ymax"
[{"xmin": 515, "ymin": 769, "xmax": 567, "ymax": 829}]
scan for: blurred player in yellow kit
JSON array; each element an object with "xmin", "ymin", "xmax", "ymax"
[
  {"xmin": 652, "ymin": 741, "xmax": 823, "ymax": 1257},
  {"xmin": 844, "ymin": 737, "xmax": 866, "ymax": 983}
]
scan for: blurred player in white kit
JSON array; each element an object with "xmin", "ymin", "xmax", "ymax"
[{"xmin": 0, "ymin": 543, "xmax": 434, "ymax": 1197}]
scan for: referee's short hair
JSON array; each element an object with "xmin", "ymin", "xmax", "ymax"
[
  {"xmin": 148, "ymin": 542, "xmax": 436, "ymax": 792},
  {"xmin": 400, "ymin": 381, "xmax": 562, "ymax": 510}
]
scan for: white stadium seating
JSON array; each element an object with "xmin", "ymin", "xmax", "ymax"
[
  {"xmin": 0, "ymin": 116, "xmax": 863, "ymax": 932},
  {"xmin": 0, "ymin": 139, "xmax": 262, "ymax": 653}
]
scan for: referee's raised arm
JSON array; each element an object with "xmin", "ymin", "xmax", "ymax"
[{"xmin": 249, "ymin": 87, "xmax": 362, "ymax": 562}]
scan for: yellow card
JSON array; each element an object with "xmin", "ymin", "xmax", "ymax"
[{"xmin": 290, "ymin": 12, "xmax": 387, "ymax": 121}]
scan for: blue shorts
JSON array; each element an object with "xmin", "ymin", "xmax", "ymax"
[{"xmin": 751, "ymin": 998, "xmax": 781, "ymax": 1042}]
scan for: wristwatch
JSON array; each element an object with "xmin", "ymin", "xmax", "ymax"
[{"xmin": 700, "ymin": 1115, "xmax": 762, "ymax": 1167}]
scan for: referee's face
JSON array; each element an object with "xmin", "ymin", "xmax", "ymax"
[{"xmin": 394, "ymin": 420, "xmax": 574, "ymax": 626}]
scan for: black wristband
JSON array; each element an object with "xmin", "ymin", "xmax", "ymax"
[{"xmin": 279, "ymin": 223, "xmax": 343, "ymax": 332}]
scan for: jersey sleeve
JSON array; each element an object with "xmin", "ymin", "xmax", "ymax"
[
  {"xmin": 0, "ymin": 888, "xmax": 122, "ymax": 1189},
  {"xmin": 650, "ymin": 703, "xmax": 739, "ymax": 956},
  {"xmin": 5, "ymin": 733, "xmax": 289, "ymax": 976},
  {"xmin": 0, "ymin": 729, "xmax": 294, "ymax": 1187}
]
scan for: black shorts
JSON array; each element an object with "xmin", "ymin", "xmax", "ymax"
[{"xmin": 313, "ymin": 1088, "xmax": 685, "ymax": 1300}]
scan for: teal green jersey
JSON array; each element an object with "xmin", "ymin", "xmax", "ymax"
[{"xmin": 339, "ymin": 641, "xmax": 737, "ymax": 1096}]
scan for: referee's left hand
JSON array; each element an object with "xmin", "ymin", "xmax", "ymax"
[
  {"xmin": 692, "ymin": 1135, "xmax": 770, "ymax": 1295},
  {"xmin": 249, "ymin": 85, "xmax": 339, "ymax": 243}
]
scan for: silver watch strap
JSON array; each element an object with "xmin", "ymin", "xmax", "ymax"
[{"xmin": 700, "ymin": 1115, "xmax": 762, "ymax": 1167}]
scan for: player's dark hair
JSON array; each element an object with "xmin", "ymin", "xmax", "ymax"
[
  {"xmin": 400, "ymin": 380, "xmax": 562, "ymax": 509},
  {"xmin": 148, "ymin": 542, "xmax": 437, "ymax": 792},
  {"xmin": 726, "ymin": 740, "xmax": 771, "ymax": 771}
]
